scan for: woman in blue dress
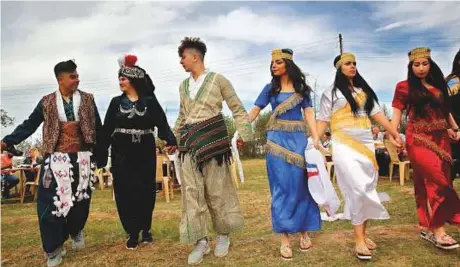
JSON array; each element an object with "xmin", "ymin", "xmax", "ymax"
[{"xmin": 248, "ymin": 49, "xmax": 321, "ymax": 260}]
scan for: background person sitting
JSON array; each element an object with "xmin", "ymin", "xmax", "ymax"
[
  {"xmin": 1, "ymin": 151, "xmax": 19, "ymax": 199},
  {"xmin": 23, "ymin": 148, "xmax": 43, "ymax": 182}
]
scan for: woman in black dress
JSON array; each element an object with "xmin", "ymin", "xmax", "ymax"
[{"xmin": 99, "ymin": 55, "xmax": 177, "ymax": 249}]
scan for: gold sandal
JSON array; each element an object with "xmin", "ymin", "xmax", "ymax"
[
  {"xmin": 355, "ymin": 244, "xmax": 372, "ymax": 260},
  {"xmin": 299, "ymin": 235, "xmax": 312, "ymax": 252},
  {"xmin": 364, "ymin": 237, "xmax": 377, "ymax": 250},
  {"xmin": 280, "ymin": 244, "xmax": 292, "ymax": 260}
]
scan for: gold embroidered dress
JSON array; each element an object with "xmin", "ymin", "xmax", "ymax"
[{"xmin": 255, "ymin": 84, "xmax": 321, "ymax": 233}]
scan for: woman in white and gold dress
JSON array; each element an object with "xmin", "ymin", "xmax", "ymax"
[{"xmin": 316, "ymin": 53, "xmax": 402, "ymax": 260}]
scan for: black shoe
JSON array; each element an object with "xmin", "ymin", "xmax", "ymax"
[
  {"xmin": 126, "ymin": 235, "xmax": 139, "ymax": 250},
  {"xmin": 141, "ymin": 230, "xmax": 153, "ymax": 244},
  {"xmin": 5, "ymin": 145, "xmax": 22, "ymax": 157}
]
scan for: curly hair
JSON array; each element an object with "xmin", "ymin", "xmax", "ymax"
[{"xmin": 178, "ymin": 37, "xmax": 207, "ymax": 61}]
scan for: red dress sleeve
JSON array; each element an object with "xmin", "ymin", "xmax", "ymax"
[{"xmin": 392, "ymin": 81, "xmax": 409, "ymax": 111}]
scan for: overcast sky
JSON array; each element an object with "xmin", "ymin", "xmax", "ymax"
[{"xmin": 1, "ymin": 1, "xmax": 459, "ymax": 141}]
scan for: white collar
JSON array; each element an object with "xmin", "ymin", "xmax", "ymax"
[
  {"xmin": 56, "ymin": 89, "xmax": 81, "ymax": 122},
  {"xmin": 189, "ymin": 68, "xmax": 209, "ymax": 82}
]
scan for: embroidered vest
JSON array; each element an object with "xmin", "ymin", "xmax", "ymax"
[{"xmin": 42, "ymin": 90, "xmax": 96, "ymax": 154}]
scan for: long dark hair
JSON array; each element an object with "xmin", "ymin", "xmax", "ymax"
[
  {"xmin": 270, "ymin": 49, "xmax": 312, "ymax": 96},
  {"xmin": 447, "ymin": 49, "xmax": 460, "ymax": 80},
  {"xmin": 407, "ymin": 58, "xmax": 450, "ymax": 118},
  {"xmin": 332, "ymin": 55, "xmax": 379, "ymax": 116}
]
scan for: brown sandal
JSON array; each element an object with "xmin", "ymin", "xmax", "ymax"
[{"xmin": 280, "ymin": 244, "xmax": 293, "ymax": 260}]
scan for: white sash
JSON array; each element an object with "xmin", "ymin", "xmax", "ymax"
[
  {"xmin": 56, "ymin": 90, "xmax": 81, "ymax": 121},
  {"xmin": 231, "ymin": 131, "xmax": 245, "ymax": 183}
]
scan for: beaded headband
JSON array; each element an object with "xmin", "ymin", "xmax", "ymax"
[
  {"xmin": 271, "ymin": 49, "xmax": 293, "ymax": 61},
  {"xmin": 408, "ymin": 47, "xmax": 431, "ymax": 62},
  {"xmin": 335, "ymin": 52, "xmax": 356, "ymax": 69}
]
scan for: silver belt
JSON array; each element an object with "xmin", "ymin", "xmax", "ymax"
[{"xmin": 112, "ymin": 128, "xmax": 155, "ymax": 143}]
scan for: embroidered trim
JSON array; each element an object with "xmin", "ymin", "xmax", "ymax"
[
  {"xmin": 75, "ymin": 152, "xmax": 96, "ymax": 202},
  {"xmin": 119, "ymin": 65, "xmax": 145, "ymax": 79},
  {"xmin": 272, "ymin": 93, "xmax": 304, "ymax": 117},
  {"xmin": 266, "ymin": 140, "xmax": 305, "ymax": 168},
  {"xmin": 266, "ymin": 93, "xmax": 304, "ymax": 131},
  {"xmin": 413, "ymin": 134, "xmax": 453, "ymax": 164},
  {"xmin": 47, "ymin": 152, "xmax": 96, "ymax": 218},
  {"xmin": 413, "ymin": 119, "xmax": 448, "ymax": 133},
  {"xmin": 266, "ymin": 119, "xmax": 307, "ymax": 132},
  {"xmin": 183, "ymin": 72, "xmax": 216, "ymax": 101},
  {"xmin": 49, "ymin": 153, "xmax": 75, "ymax": 217}
]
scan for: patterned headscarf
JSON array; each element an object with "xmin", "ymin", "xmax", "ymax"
[{"xmin": 118, "ymin": 54, "xmax": 145, "ymax": 79}]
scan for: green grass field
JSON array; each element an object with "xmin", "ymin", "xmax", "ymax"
[{"xmin": 2, "ymin": 159, "xmax": 459, "ymax": 266}]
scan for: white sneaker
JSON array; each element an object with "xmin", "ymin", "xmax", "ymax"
[
  {"xmin": 214, "ymin": 234, "xmax": 230, "ymax": 258},
  {"xmin": 71, "ymin": 231, "xmax": 85, "ymax": 250},
  {"xmin": 188, "ymin": 239, "xmax": 211, "ymax": 265},
  {"xmin": 47, "ymin": 246, "xmax": 66, "ymax": 267}
]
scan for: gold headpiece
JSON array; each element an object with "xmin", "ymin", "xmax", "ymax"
[
  {"xmin": 408, "ymin": 47, "xmax": 431, "ymax": 62},
  {"xmin": 335, "ymin": 52, "xmax": 356, "ymax": 69},
  {"xmin": 271, "ymin": 49, "xmax": 293, "ymax": 61}
]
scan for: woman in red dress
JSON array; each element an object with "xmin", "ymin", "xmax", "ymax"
[{"xmin": 390, "ymin": 47, "xmax": 460, "ymax": 250}]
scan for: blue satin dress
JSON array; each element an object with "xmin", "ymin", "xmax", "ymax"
[{"xmin": 255, "ymin": 84, "xmax": 321, "ymax": 233}]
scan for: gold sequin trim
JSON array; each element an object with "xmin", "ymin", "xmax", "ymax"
[
  {"xmin": 413, "ymin": 119, "xmax": 448, "ymax": 133},
  {"xmin": 413, "ymin": 134, "xmax": 452, "ymax": 164},
  {"xmin": 266, "ymin": 140, "xmax": 305, "ymax": 168},
  {"xmin": 267, "ymin": 119, "xmax": 307, "ymax": 132}
]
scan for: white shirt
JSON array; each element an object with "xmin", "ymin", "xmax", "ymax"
[{"xmin": 188, "ymin": 69, "xmax": 209, "ymax": 99}]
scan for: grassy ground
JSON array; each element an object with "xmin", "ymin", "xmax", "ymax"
[{"xmin": 1, "ymin": 159, "xmax": 459, "ymax": 267}]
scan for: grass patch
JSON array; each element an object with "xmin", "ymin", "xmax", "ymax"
[{"xmin": 2, "ymin": 159, "xmax": 459, "ymax": 266}]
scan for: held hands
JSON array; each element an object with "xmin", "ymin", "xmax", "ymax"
[
  {"xmin": 312, "ymin": 137, "xmax": 321, "ymax": 150},
  {"xmin": 164, "ymin": 145, "xmax": 178, "ymax": 154},
  {"xmin": 389, "ymin": 134, "xmax": 403, "ymax": 149},
  {"xmin": 237, "ymin": 138, "xmax": 244, "ymax": 149},
  {"xmin": 447, "ymin": 129, "xmax": 460, "ymax": 142}
]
